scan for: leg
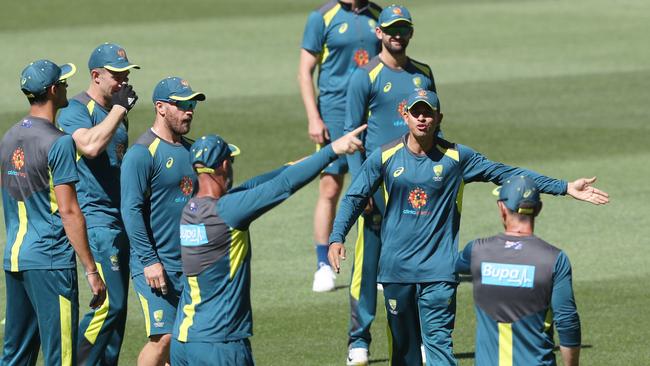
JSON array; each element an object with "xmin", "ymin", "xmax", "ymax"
[
  {"xmin": 170, "ymin": 338, "xmax": 187, "ymax": 366},
  {"xmin": 383, "ymin": 283, "xmax": 422, "ymax": 366},
  {"xmin": 24, "ymin": 269, "xmax": 79, "ymax": 366},
  {"xmin": 2, "ymin": 271, "xmax": 40, "ymax": 366},
  {"xmin": 138, "ymin": 334, "xmax": 171, "ymax": 366},
  {"xmin": 78, "ymin": 227, "xmax": 130, "ymax": 366},
  {"xmin": 418, "ymin": 282, "xmax": 458, "ymax": 366}
]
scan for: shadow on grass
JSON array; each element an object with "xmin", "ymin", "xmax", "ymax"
[{"xmin": 455, "ymin": 344, "xmax": 592, "ymax": 360}]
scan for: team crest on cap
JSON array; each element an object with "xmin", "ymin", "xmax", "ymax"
[
  {"xmin": 180, "ymin": 79, "xmax": 190, "ymax": 87},
  {"xmin": 418, "ymin": 89, "xmax": 428, "ymax": 97},
  {"xmin": 180, "ymin": 176, "xmax": 193, "ymax": 196},
  {"xmin": 339, "ymin": 23, "xmax": 348, "ymax": 34},
  {"xmin": 21, "ymin": 78, "xmax": 27, "ymax": 86},
  {"xmin": 523, "ymin": 189, "xmax": 532, "ymax": 198},
  {"xmin": 12, "ymin": 148, "xmax": 25, "ymax": 171},
  {"xmin": 392, "ymin": 7, "xmax": 402, "ymax": 15},
  {"xmin": 354, "ymin": 49, "xmax": 369, "ymax": 66},
  {"xmin": 408, "ymin": 187, "xmax": 428, "ymax": 209},
  {"xmin": 117, "ymin": 48, "xmax": 127, "ymax": 58}
]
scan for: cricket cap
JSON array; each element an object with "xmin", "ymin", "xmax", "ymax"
[
  {"xmin": 379, "ymin": 5, "xmax": 413, "ymax": 27},
  {"xmin": 190, "ymin": 135, "xmax": 241, "ymax": 174},
  {"xmin": 88, "ymin": 43, "xmax": 140, "ymax": 72},
  {"xmin": 152, "ymin": 77, "xmax": 206, "ymax": 103},
  {"xmin": 20, "ymin": 59, "xmax": 76, "ymax": 97},
  {"xmin": 406, "ymin": 89, "xmax": 440, "ymax": 112},
  {"xmin": 493, "ymin": 175, "xmax": 541, "ymax": 215}
]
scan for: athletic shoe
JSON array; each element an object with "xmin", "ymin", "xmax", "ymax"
[
  {"xmin": 347, "ymin": 347, "xmax": 369, "ymax": 366},
  {"xmin": 312, "ymin": 265, "xmax": 336, "ymax": 292},
  {"xmin": 421, "ymin": 344, "xmax": 426, "ymax": 364}
]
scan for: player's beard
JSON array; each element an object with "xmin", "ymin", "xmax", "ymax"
[
  {"xmin": 382, "ymin": 37, "xmax": 409, "ymax": 56},
  {"xmin": 165, "ymin": 113, "xmax": 192, "ymax": 136}
]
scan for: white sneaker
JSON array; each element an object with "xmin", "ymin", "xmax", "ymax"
[
  {"xmin": 421, "ymin": 344, "xmax": 426, "ymax": 365},
  {"xmin": 347, "ymin": 347, "xmax": 368, "ymax": 366},
  {"xmin": 312, "ymin": 265, "xmax": 336, "ymax": 292}
]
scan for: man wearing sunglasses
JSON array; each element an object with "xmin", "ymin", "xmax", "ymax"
[
  {"xmin": 340, "ymin": 4, "xmax": 437, "ymax": 364},
  {"xmin": 121, "ymin": 77, "xmax": 205, "ymax": 366},
  {"xmin": 1, "ymin": 59, "xmax": 106, "ymax": 365},
  {"xmin": 57, "ymin": 42, "xmax": 139, "ymax": 366},
  {"xmin": 330, "ymin": 89, "xmax": 608, "ymax": 365}
]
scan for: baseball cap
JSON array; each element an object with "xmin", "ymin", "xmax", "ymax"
[
  {"xmin": 152, "ymin": 77, "xmax": 206, "ymax": 103},
  {"xmin": 190, "ymin": 135, "xmax": 241, "ymax": 174},
  {"xmin": 493, "ymin": 175, "xmax": 541, "ymax": 215},
  {"xmin": 406, "ymin": 89, "xmax": 440, "ymax": 112},
  {"xmin": 20, "ymin": 59, "xmax": 77, "ymax": 97},
  {"xmin": 88, "ymin": 43, "xmax": 140, "ymax": 72},
  {"xmin": 378, "ymin": 5, "xmax": 413, "ymax": 28}
]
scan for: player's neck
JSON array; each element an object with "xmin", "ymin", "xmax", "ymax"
[
  {"xmin": 86, "ymin": 86, "xmax": 111, "ymax": 109},
  {"xmin": 196, "ymin": 174, "xmax": 226, "ymax": 198},
  {"xmin": 151, "ymin": 120, "xmax": 182, "ymax": 144},
  {"xmin": 504, "ymin": 222, "xmax": 534, "ymax": 237},
  {"xmin": 406, "ymin": 133, "xmax": 434, "ymax": 155},
  {"xmin": 380, "ymin": 50, "xmax": 408, "ymax": 69},
  {"xmin": 29, "ymin": 102, "xmax": 57, "ymax": 124}
]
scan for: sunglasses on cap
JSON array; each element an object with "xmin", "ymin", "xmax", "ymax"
[
  {"xmin": 173, "ymin": 99, "xmax": 197, "ymax": 111},
  {"xmin": 381, "ymin": 25, "xmax": 413, "ymax": 37},
  {"xmin": 55, "ymin": 79, "xmax": 68, "ymax": 88}
]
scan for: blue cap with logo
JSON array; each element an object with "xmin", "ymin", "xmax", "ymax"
[
  {"xmin": 406, "ymin": 89, "xmax": 440, "ymax": 111},
  {"xmin": 190, "ymin": 135, "xmax": 241, "ymax": 174},
  {"xmin": 379, "ymin": 4, "xmax": 413, "ymax": 27},
  {"xmin": 152, "ymin": 77, "xmax": 206, "ymax": 103},
  {"xmin": 494, "ymin": 175, "xmax": 541, "ymax": 215},
  {"xmin": 88, "ymin": 43, "xmax": 140, "ymax": 72},
  {"xmin": 20, "ymin": 59, "xmax": 77, "ymax": 97}
]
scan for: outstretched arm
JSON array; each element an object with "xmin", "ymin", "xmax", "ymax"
[{"xmin": 567, "ymin": 177, "xmax": 609, "ymax": 205}]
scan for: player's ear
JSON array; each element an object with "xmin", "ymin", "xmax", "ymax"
[
  {"xmin": 90, "ymin": 69, "xmax": 101, "ymax": 84},
  {"xmin": 155, "ymin": 101, "xmax": 166, "ymax": 116},
  {"xmin": 375, "ymin": 27, "xmax": 383, "ymax": 40}
]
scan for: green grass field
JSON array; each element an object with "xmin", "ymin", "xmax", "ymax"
[{"xmin": 1, "ymin": 0, "xmax": 649, "ymax": 364}]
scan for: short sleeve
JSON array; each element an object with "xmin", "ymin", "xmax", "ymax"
[
  {"xmin": 47, "ymin": 135, "xmax": 79, "ymax": 186},
  {"xmin": 301, "ymin": 11, "xmax": 325, "ymax": 54},
  {"xmin": 58, "ymin": 100, "xmax": 93, "ymax": 134}
]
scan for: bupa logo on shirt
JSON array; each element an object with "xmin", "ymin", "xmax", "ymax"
[
  {"xmin": 180, "ymin": 224, "xmax": 209, "ymax": 247},
  {"xmin": 481, "ymin": 262, "xmax": 535, "ymax": 288}
]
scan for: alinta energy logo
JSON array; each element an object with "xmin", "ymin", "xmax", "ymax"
[
  {"xmin": 393, "ymin": 99, "xmax": 408, "ymax": 127},
  {"xmin": 179, "ymin": 176, "xmax": 194, "ymax": 197},
  {"xmin": 403, "ymin": 187, "xmax": 431, "ymax": 216},
  {"xmin": 354, "ymin": 49, "xmax": 369, "ymax": 66},
  {"xmin": 8, "ymin": 147, "xmax": 27, "ymax": 178}
]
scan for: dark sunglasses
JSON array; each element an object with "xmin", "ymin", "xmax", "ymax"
[
  {"xmin": 173, "ymin": 99, "xmax": 197, "ymax": 111},
  {"xmin": 381, "ymin": 26, "xmax": 413, "ymax": 37}
]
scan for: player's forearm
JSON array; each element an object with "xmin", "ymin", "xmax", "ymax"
[
  {"xmin": 121, "ymin": 206, "xmax": 160, "ymax": 266},
  {"xmin": 560, "ymin": 346, "xmax": 580, "ymax": 366},
  {"xmin": 298, "ymin": 69, "xmax": 321, "ymax": 121},
  {"xmin": 280, "ymin": 145, "xmax": 337, "ymax": 192},
  {"xmin": 72, "ymin": 105, "xmax": 126, "ymax": 158},
  {"xmin": 60, "ymin": 208, "xmax": 96, "ymax": 273}
]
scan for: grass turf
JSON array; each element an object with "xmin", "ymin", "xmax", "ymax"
[{"xmin": 0, "ymin": 0, "xmax": 648, "ymax": 364}]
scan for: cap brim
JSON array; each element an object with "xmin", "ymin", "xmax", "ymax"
[
  {"xmin": 104, "ymin": 64, "xmax": 141, "ymax": 72},
  {"xmin": 59, "ymin": 63, "xmax": 77, "ymax": 80},
  {"xmin": 170, "ymin": 92, "xmax": 206, "ymax": 101},
  {"xmin": 407, "ymin": 99, "xmax": 437, "ymax": 112},
  {"xmin": 228, "ymin": 144, "xmax": 241, "ymax": 157},
  {"xmin": 380, "ymin": 18, "xmax": 413, "ymax": 28}
]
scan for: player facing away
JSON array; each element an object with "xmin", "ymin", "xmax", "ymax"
[
  {"xmin": 1, "ymin": 60, "xmax": 106, "ymax": 365},
  {"xmin": 57, "ymin": 42, "xmax": 139, "ymax": 365},
  {"xmin": 341, "ymin": 4, "xmax": 437, "ymax": 364},
  {"xmin": 120, "ymin": 77, "xmax": 204, "ymax": 366},
  {"xmin": 329, "ymin": 89, "xmax": 608, "ymax": 365},
  {"xmin": 299, "ymin": 0, "xmax": 382, "ymax": 293},
  {"xmin": 170, "ymin": 126, "xmax": 366, "ymax": 366},
  {"xmin": 456, "ymin": 176, "xmax": 582, "ymax": 366}
]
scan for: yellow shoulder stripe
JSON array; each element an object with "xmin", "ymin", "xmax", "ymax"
[
  {"xmin": 368, "ymin": 63, "xmax": 384, "ymax": 84},
  {"xmin": 436, "ymin": 145, "xmax": 459, "ymax": 162},
  {"xmin": 86, "ymin": 99, "xmax": 95, "ymax": 115},
  {"xmin": 148, "ymin": 138, "xmax": 161, "ymax": 157},
  {"xmin": 411, "ymin": 60, "xmax": 431, "ymax": 76},
  {"xmin": 321, "ymin": 43, "xmax": 330, "ymax": 64},
  {"xmin": 323, "ymin": 3, "xmax": 341, "ymax": 27},
  {"xmin": 382, "ymin": 142, "xmax": 404, "ymax": 164}
]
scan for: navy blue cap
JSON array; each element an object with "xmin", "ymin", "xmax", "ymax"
[
  {"xmin": 20, "ymin": 59, "xmax": 76, "ymax": 97},
  {"xmin": 152, "ymin": 77, "xmax": 206, "ymax": 103},
  {"xmin": 190, "ymin": 135, "xmax": 241, "ymax": 174},
  {"xmin": 406, "ymin": 89, "xmax": 440, "ymax": 112},
  {"xmin": 494, "ymin": 175, "xmax": 541, "ymax": 215},
  {"xmin": 379, "ymin": 5, "xmax": 413, "ymax": 27},
  {"xmin": 88, "ymin": 43, "xmax": 140, "ymax": 72}
]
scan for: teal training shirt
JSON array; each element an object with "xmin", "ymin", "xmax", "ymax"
[
  {"xmin": 344, "ymin": 56, "xmax": 437, "ymax": 177},
  {"xmin": 121, "ymin": 129, "xmax": 196, "ymax": 275},
  {"xmin": 301, "ymin": 0, "xmax": 382, "ymax": 122},
  {"xmin": 330, "ymin": 135, "xmax": 567, "ymax": 283},
  {"xmin": 1, "ymin": 117, "xmax": 79, "ymax": 271},
  {"xmin": 456, "ymin": 236, "xmax": 580, "ymax": 366},
  {"xmin": 58, "ymin": 92, "xmax": 128, "ymax": 229},
  {"xmin": 173, "ymin": 146, "xmax": 338, "ymax": 343}
]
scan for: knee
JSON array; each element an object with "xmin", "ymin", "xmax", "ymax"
[
  {"xmin": 319, "ymin": 176, "xmax": 343, "ymax": 200},
  {"xmin": 149, "ymin": 334, "xmax": 172, "ymax": 353}
]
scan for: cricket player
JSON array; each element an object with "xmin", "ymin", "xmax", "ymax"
[
  {"xmin": 170, "ymin": 125, "xmax": 366, "ymax": 365},
  {"xmin": 57, "ymin": 42, "xmax": 139, "ymax": 365},
  {"xmin": 341, "ymin": 4, "xmax": 437, "ymax": 363},
  {"xmin": 299, "ymin": 0, "xmax": 382, "ymax": 293},
  {"xmin": 121, "ymin": 77, "xmax": 204, "ymax": 365},
  {"xmin": 1, "ymin": 59, "xmax": 106, "ymax": 365},
  {"xmin": 456, "ymin": 175, "xmax": 582, "ymax": 366},
  {"xmin": 329, "ymin": 89, "xmax": 608, "ymax": 365}
]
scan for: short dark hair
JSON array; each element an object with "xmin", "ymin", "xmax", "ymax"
[{"xmin": 25, "ymin": 91, "xmax": 49, "ymax": 105}]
